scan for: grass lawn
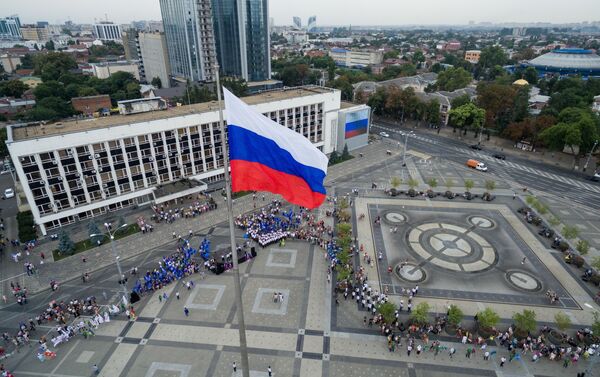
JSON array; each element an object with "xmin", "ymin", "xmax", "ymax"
[{"xmin": 52, "ymin": 223, "xmax": 141, "ymax": 261}]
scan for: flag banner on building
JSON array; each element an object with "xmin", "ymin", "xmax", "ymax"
[{"xmin": 223, "ymin": 88, "xmax": 328, "ymax": 209}]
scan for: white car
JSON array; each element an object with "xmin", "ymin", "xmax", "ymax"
[
  {"xmin": 4, "ymin": 188, "xmax": 14, "ymax": 198},
  {"xmin": 379, "ymin": 131, "xmax": 390, "ymax": 138}
]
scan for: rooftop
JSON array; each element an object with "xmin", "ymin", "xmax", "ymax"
[{"xmin": 10, "ymin": 86, "xmax": 336, "ymax": 142}]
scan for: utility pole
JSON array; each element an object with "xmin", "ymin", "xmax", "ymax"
[
  {"xmin": 90, "ymin": 223, "xmax": 129, "ymax": 306},
  {"xmin": 402, "ymin": 131, "xmax": 414, "ymax": 167}
]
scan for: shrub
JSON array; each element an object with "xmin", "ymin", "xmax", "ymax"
[
  {"xmin": 592, "ymin": 257, "xmax": 600, "ymax": 271},
  {"xmin": 572, "ymin": 255, "xmax": 585, "ymax": 268},
  {"xmin": 447, "ymin": 305, "xmax": 463, "ymax": 327},
  {"xmin": 407, "ymin": 178, "xmax": 419, "ymax": 190},
  {"xmin": 57, "ymin": 230, "xmax": 75, "ymax": 256},
  {"xmin": 513, "ymin": 309, "xmax": 537, "ymax": 334},
  {"xmin": 336, "ymin": 223, "xmax": 352, "ymax": 238},
  {"xmin": 16, "ymin": 211, "xmax": 37, "ymax": 242},
  {"xmin": 558, "ymin": 242, "xmax": 569, "ymax": 252},
  {"xmin": 593, "ymin": 312, "xmax": 600, "ymax": 337},
  {"xmin": 562, "ymin": 225, "xmax": 580, "ymax": 240},
  {"xmin": 477, "ymin": 307, "xmax": 500, "ymax": 329},
  {"xmin": 390, "ymin": 177, "xmax": 402, "ymax": 189},
  {"xmin": 576, "ymin": 240, "xmax": 590, "ymax": 255},
  {"xmin": 464, "ymin": 179, "xmax": 474, "ymax": 192},
  {"xmin": 410, "ymin": 302, "xmax": 430, "ymax": 325}
]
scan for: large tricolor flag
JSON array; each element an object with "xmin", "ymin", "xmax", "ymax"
[{"xmin": 223, "ymin": 88, "xmax": 328, "ymax": 209}]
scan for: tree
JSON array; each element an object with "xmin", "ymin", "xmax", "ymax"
[
  {"xmin": 331, "ymin": 76, "xmax": 354, "ymax": 101},
  {"xmin": 548, "ymin": 216, "xmax": 561, "ymax": 227},
  {"xmin": 513, "ymin": 309, "xmax": 537, "ymax": 335},
  {"xmin": 57, "ymin": 230, "xmax": 75, "ymax": 255},
  {"xmin": 447, "ymin": 305, "xmax": 463, "ymax": 327},
  {"xmin": 328, "ymin": 150, "xmax": 340, "ymax": 166},
  {"xmin": 523, "ymin": 66, "xmax": 539, "ymax": 85},
  {"xmin": 476, "ymin": 83, "xmax": 517, "ymax": 131},
  {"xmin": 435, "ymin": 67, "xmax": 472, "ymax": 91},
  {"xmin": 554, "ymin": 312, "xmax": 571, "ymax": 333},
  {"xmin": 341, "ymin": 143, "xmax": 350, "ymax": 160},
  {"xmin": 33, "ymin": 53, "xmax": 77, "ymax": 82},
  {"xmin": 450, "ymin": 94, "xmax": 471, "ymax": 109},
  {"xmin": 562, "ymin": 225, "xmax": 580, "ymax": 240},
  {"xmin": 336, "ymin": 223, "xmax": 352, "ymax": 237},
  {"xmin": 390, "ymin": 177, "xmax": 402, "ymax": 189},
  {"xmin": 410, "ymin": 302, "xmax": 430, "ymax": 325},
  {"xmin": 151, "ymin": 76, "xmax": 162, "ymax": 89},
  {"xmin": 485, "ymin": 180, "xmax": 496, "ymax": 193},
  {"xmin": 445, "ymin": 179, "xmax": 454, "ymax": 192},
  {"xmin": 0, "ymin": 80, "xmax": 29, "ymax": 98},
  {"xmin": 88, "ymin": 221, "xmax": 103, "ymax": 245},
  {"xmin": 477, "ymin": 307, "xmax": 500, "ymax": 329},
  {"xmin": 377, "ymin": 302, "xmax": 398, "ymax": 324},
  {"xmin": 448, "ymin": 103, "xmax": 485, "ymax": 135},
  {"xmin": 427, "ymin": 178, "xmax": 438, "ymax": 191},
  {"xmin": 412, "ymin": 50, "xmax": 425, "ymax": 66},
  {"xmin": 540, "ymin": 108, "xmax": 599, "ymax": 156},
  {"xmin": 479, "ymin": 46, "xmax": 508, "ymax": 70},
  {"xmin": 576, "ymin": 240, "xmax": 590, "ymax": 255},
  {"xmin": 45, "ymin": 40, "xmax": 55, "ymax": 51},
  {"xmin": 591, "ymin": 256, "xmax": 600, "ymax": 271},
  {"xmin": 383, "ymin": 50, "xmax": 400, "ymax": 60},
  {"xmin": 464, "ymin": 179, "xmax": 474, "ymax": 193},
  {"xmin": 222, "ymin": 77, "xmax": 248, "ymax": 97},
  {"xmin": 593, "ymin": 312, "xmax": 600, "ymax": 338},
  {"xmin": 407, "ymin": 178, "xmax": 419, "ymax": 190},
  {"xmin": 0, "ymin": 128, "xmax": 8, "ymax": 158}
]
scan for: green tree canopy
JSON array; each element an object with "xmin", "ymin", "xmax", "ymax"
[
  {"xmin": 151, "ymin": 76, "xmax": 162, "ymax": 89},
  {"xmin": 0, "ymin": 79, "xmax": 29, "ymax": 98},
  {"xmin": 435, "ymin": 67, "xmax": 472, "ymax": 91},
  {"xmin": 479, "ymin": 46, "xmax": 508, "ymax": 70},
  {"xmin": 33, "ymin": 52, "xmax": 77, "ymax": 82},
  {"xmin": 539, "ymin": 107, "xmax": 600, "ymax": 155},
  {"xmin": 448, "ymin": 102, "xmax": 485, "ymax": 133}
]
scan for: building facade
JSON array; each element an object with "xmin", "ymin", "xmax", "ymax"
[
  {"xmin": 293, "ymin": 16, "xmax": 302, "ymax": 30},
  {"xmin": 7, "ymin": 86, "xmax": 348, "ymax": 234},
  {"xmin": 307, "ymin": 16, "xmax": 317, "ymax": 33},
  {"xmin": 212, "ymin": 0, "xmax": 271, "ymax": 82},
  {"xmin": 0, "ymin": 16, "xmax": 22, "ymax": 40},
  {"xmin": 93, "ymin": 62, "xmax": 141, "ymax": 81},
  {"xmin": 138, "ymin": 32, "xmax": 172, "ymax": 88},
  {"xmin": 93, "ymin": 22, "xmax": 123, "ymax": 42},
  {"xmin": 159, "ymin": 0, "xmax": 217, "ymax": 82},
  {"xmin": 71, "ymin": 95, "xmax": 112, "ymax": 115},
  {"xmin": 465, "ymin": 50, "xmax": 481, "ymax": 64},
  {"xmin": 330, "ymin": 48, "xmax": 384, "ymax": 68},
  {"xmin": 122, "ymin": 29, "xmax": 141, "ymax": 61},
  {"xmin": 19, "ymin": 25, "xmax": 49, "ymax": 41}
]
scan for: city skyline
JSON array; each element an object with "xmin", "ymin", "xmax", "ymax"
[{"xmin": 3, "ymin": 0, "xmax": 600, "ymax": 26}]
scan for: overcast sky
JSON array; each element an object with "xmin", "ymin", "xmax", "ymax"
[{"xmin": 4, "ymin": 0, "xmax": 598, "ymax": 26}]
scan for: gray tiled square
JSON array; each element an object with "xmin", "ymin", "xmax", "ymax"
[
  {"xmin": 251, "ymin": 288, "xmax": 290, "ymax": 315},
  {"xmin": 145, "ymin": 362, "xmax": 192, "ymax": 377},
  {"xmin": 265, "ymin": 248, "xmax": 297, "ymax": 268},
  {"xmin": 185, "ymin": 284, "xmax": 225, "ymax": 310}
]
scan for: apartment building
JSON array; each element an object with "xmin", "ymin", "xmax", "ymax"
[{"xmin": 329, "ymin": 48, "xmax": 383, "ymax": 68}]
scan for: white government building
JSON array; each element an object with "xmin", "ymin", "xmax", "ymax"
[{"xmin": 7, "ymin": 86, "xmax": 368, "ymax": 235}]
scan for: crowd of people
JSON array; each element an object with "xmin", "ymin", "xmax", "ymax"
[{"xmin": 150, "ymin": 196, "xmax": 217, "ymax": 224}]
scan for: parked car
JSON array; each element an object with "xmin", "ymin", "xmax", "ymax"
[
  {"xmin": 469, "ymin": 144, "xmax": 482, "ymax": 150},
  {"xmin": 492, "ymin": 153, "xmax": 506, "ymax": 160},
  {"xmin": 4, "ymin": 188, "xmax": 14, "ymax": 198},
  {"xmin": 588, "ymin": 173, "xmax": 600, "ymax": 182},
  {"xmin": 379, "ymin": 131, "xmax": 390, "ymax": 138}
]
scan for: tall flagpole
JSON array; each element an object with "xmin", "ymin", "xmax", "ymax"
[{"xmin": 215, "ymin": 65, "xmax": 251, "ymax": 377}]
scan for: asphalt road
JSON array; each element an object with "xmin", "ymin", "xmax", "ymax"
[{"xmin": 372, "ymin": 121, "xmax": 600, "ymax": 211}]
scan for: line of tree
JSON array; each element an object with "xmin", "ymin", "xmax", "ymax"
[{"xmin": 366, "ymin": 85, "xmax": 440, "ymax": 127}]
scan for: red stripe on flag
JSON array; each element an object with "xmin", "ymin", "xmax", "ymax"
[{"xmin": 231, "ymin": 160, "xmax": 326, "ymax": 209}]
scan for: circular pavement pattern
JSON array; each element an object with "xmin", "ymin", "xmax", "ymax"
[
  {"xmin": 407, "ymin": 222, "xmax": 498, "ymax": 273},
  {"xmin": 383, "ymin": 211, "xmax": 407, "ymax": 225},
  {"xmin": 395, "ymin": 263, "xmax": 427, "ymax": 283},
  {"xmin": 468, "ymin": 215, "xmax": 495, "ymax": 229},
  {"xmin": 506, "ymin": 270, "xmax": 542, "ymax": 292}
]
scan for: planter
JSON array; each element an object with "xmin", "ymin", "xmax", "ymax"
[
  {"xmin": 445, "ymin": 324, "xmax": 459, "ymax": 336},
  {"xmin": 390, "ymin": 188, "xmax": 398, "ymax": 197},
  {"xmin": 547, "ymin": 329, "xmax": 567, "ymax": 346},
  {"xmin": 426, "ymin": 190, "xmax": 435, "ymax": 198},
  {"xmin": 408, "ymin": 189, "xmax": 417, "ymax": 197},
  {"xmin": 478, "ymin": 326, "xmax": 495, "ymax": 339},
  {"xmin": 445, "ymin": 191, "xmax": 454, "ymax": 199}
]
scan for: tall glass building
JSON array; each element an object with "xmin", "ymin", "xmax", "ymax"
[
  {"xmin": 212, "ymin": 0, "xmax": 271, "ymax": 82},
  {"xmin": 159, "ymin": 0, "xmax": 217, "ymax": 82}
]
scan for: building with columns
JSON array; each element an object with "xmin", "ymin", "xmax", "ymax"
[{"xmin": 6, "ymin": 86, "xmax": 370, "ymax": 235}]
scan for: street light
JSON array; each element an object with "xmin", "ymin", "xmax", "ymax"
[
  {"xmin": 401, "ymin": 131, "xmax": 414, "ymax": 167},
  {"xmin": 583, "ymin": 140, "xmax": 599, "ymax": 172},
  {"xmin": 90, "ymin": 223, "xmax": 129, "ymax": 306}
]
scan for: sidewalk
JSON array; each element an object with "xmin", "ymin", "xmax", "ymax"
[{"xmin": 3, "ymin": 141, "xmax": 394, "ymax": 296}]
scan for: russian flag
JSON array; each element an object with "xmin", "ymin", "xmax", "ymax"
[{"xmin": 223, "ymin": 88, "xmax": 328, "ymax": 209}]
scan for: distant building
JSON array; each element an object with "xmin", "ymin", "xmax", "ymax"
[
  {"xmin": 0, "ymin": 97, "xmax": 35, "ymax": 115},
  {"xmin": 20, "ymin": 25, "xmax": 49, "ymax": 41},
  {"xmin": 92, "ymin": 61, "xmax": 140, "ymax": 80},
  {"xmin": 305, "ymin": 50, "xmax": 326, "ymax": 58},
  {"xmin": 592, "ymin": 95, "xmax": 600, "ymax": 113},
  {"xmin": 138, "ymin": 32, "xmax": 171, "ymax": 88},
  {"xmin": 122, "ymin": 29, "xmax": 140, "ymax": 61},
  {"xmin": 512, "ymin": 27, "xmax": 527, "ymax": 37},
  {"xmin": 117, "ymin": 97, "xmax": 167, "ymax": 115},
  {"xmin": 293, "ymin": 16, "xmax": 302, "ymax": 30},
  {"xmin": 353, "ymin": 73, "xmax": 439, "ymax": 99},
  {"xmin": 445, "ymin": 40, "xmax": 462, "ymax": 51},
  {"xmin": 465, "ymin": 50, "xmax": 481, "ymax": 64},
  {"xmin": 246, "ymin": 79, "xmax": 283, "ymax": 94},
  {"xmin": 159, "ymin": 0, "xmax": 217, "ymax": 82},
  {"xmin": 0, "ymin": 53, "xmax": 22, "ymax": 73},
  {"xmin": 93, "ymin": 22, "xmax": 123, "ymax": 42},
  {"xmin": 329, "ymin": 48, "xmax": 383, "ymax": 68},
  {"xmin": 212, "ymin": 0, "xmax": 271, "ymax": 82},
  {"xmin": 307, "ymin": 16, "xmax": 317, "ymax": 33},
  {"xmin": 0, "ymin": 16, "xmax": 22, "ymax": 40},
  {"xmin": 282, "ymin": 30, "xmax": 308, "ymax": 45},
  {"xmin": 71, "ymin": 95, "xmax": 112, "ymax": 115},
  {"xmin": 521, "ymin": 48, "xmax": 600, "ymax": 79}
]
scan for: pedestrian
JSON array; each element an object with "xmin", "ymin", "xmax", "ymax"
[
  {"xmin": 184, "ymin": 307, "xmax": 189, "ymax": 316},
  {"xmin": 102, "ymin": 291, "xmax": 107, "ymax": 301},
  {"xmin": 521, "ymin": 257, "xmax": 526, "ymax": 264},
  {"xmin": 91, "ymin": 364, "xmax": 99, "ymax": 375},
  {"xmin": 176, "ymin": 292, "xmax": 180, "ymax": 300},
  {"xmin": 484, "ymin": 351, "xmax": 490, "ymax": 360},
  {"xmin": 158, "ymin": 294, "xmax": 162, "ymax": 303},
  {"xmin": 407, "ymin": 344, "xmax": 412, "ymax": 356},
  {"xmin": 267, "ymin": 365, "xmax": 272, "ymax": 376},
  {"xmin": 232, "ymin": 361, "xmax": 237, "ymax": 373},
  {"xmin": 466, "ymin": 348, "xmax": 472, "ymax": 358},
  {"xmin": 449, "ymin": 347, "xmax": 455, "ymax": 358},
  {"xmin": 563, "ymin": 358, "xmax": 570, "ymax": 368},
  {"xmin": 2, "ymin": 295, "xmax": 6, "ymax": 304},
  {"xmin": 500, "ymin": 356, "xmax": 506, "ymax": 367}
]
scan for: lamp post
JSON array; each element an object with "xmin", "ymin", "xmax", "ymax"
[
  {"xmin": 583, "ymin": 140, "xmax": 598, "ymax": 172},
  {"xmin": 401, "ymin": 131, "xmax": 414, "ymax": 167},
  {"xmin": 91, "ymin": 223, "xmax": 129, "ymax": 306}
]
